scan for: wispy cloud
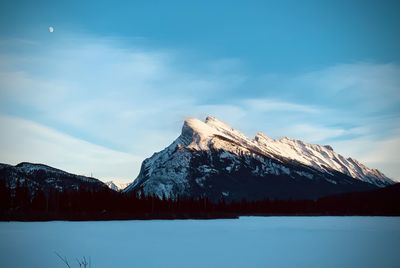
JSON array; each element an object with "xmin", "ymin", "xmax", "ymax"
[
  {"xmin": 242, "ymin": 99, "xmax": 319, "ymax": 113},
  {"xmin": 0, "ymin": 35, "xmax": 399, "ymax": 180},
  {"xmin": 333, "ymin": 133, "xmax": 400, "ymax": 180},
  {"xmin": 255, "ymin": 62, "xmax": 400, "ymax": 115},
  {"xmin": 0, "ymin": 115, "xmax": 141, "ymax": 181}
]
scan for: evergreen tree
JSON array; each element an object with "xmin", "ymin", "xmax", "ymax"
[{"xmin": 0, "ymin": 180, "xmax": 11, "ymax": 211}]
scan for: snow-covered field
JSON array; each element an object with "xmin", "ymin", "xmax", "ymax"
[{"xmin": 1, "ymin": 217, "xmax": 399, "ymax": 268}]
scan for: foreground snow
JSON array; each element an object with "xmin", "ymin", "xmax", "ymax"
[{"xmin": 1, "ymin": 217, "xmax": 399, "ymax": 268}]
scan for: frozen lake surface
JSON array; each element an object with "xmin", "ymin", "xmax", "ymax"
[{"xmin": 1, "ymin": 217, "xmax": 399, "ymax": 268}]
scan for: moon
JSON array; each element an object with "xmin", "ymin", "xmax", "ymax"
[{"xmin": 48, "ymin": 26, "xmax": 54, "ymax": 33}]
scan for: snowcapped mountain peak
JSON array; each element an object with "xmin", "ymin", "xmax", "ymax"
[
  {"xmin": 205, "ymin": 116, "xmax": 250, "ymax": 143},
  {"xmin": 125, "ymin": 116, "xmax": 394, "ymax": 200},
  {"xmin": 205, "ymin": 115, "xmax": 218, "ymax": 123},
  {"xmin": 323, "ymin": 145, "xmax": 334, "ymax": 151},
  {"xmin": 181, "ymin": 116, "xmax": 394, "ymax": 186},
  {"xmin": 181, "ymin": 118, "xmax": 220, "ymax": 150},
  {"xmin": 205, "ymin": 116, "xmax": 232, "ymax": 130},
  {"xmin": 105, "ymin": 180, "xmax": 131, "ymax": 191},
  {"xmin": 279, "ymin": 136, "xmax": 290, "ymax": 141},
  {"xmin": 254, "ymin": 132, "xmax": 274, "ymax": 143},
  {"xmin": 183, "ymin": 118, "xmax": 219, "ymax": 139},
  {"xmin": 278, "ymin": 136, "xmax": 305, "ymax": 146},
  {"xmin": 181, "ymin": 116, "xmax": 253, "ymax": 151}
]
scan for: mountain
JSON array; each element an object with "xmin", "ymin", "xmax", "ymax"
[
  {"xmin": 105, "ymin": 181, "xmax": 131, "ymax": 191},
  {"xmin": 0, "ymin": 162, "xmax": 108, "ymax": 195},
  {"xmin": 125, "ymin": 116, "xmax": 394, "ymax": 201}
]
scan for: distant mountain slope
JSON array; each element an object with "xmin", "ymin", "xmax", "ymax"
[
  {"xmin": 125, "ymin": 116, "xmax": 394, "ymax": 201},
  {"xmin": 0, "ymin": 162, "xmax": 108, "ymax": 195},
  {"xmin": 105, "ymin": 181, "xmax": 131, "ymax": 191}
]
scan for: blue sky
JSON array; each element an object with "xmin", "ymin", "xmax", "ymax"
[{"xmin": 0, "ymin": 1, "xmax": 399, "ymax": 182}]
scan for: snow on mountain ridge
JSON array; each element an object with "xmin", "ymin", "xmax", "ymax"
[
  {"xmin": 183, "ymin": 116, "xmax": 394, "ymax": 186},
  {"xmin": 15, "ymin": 162, "xmax": 68, "ymax": 174},
  {"xmin": 125, "ymin": 116, "xmax": 394, "ymax": 200},
  {"xmin": 182, "ymin": 118, "xmax": 220, "ymax": 150},
  {"xmin": 137, "ymin": 116, "xmax": 393, "ymax": 188},
  {"xmin": 254, "ymin": 133, "xmax": 393, "ymax": 186},
  {"xmin": 105, "ymin": 181, "xmax": 131, "ymax": 191}
]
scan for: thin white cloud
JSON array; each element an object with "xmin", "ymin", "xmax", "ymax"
[
  {"xmin": 333, "ymin": 134, "xmax": 400, "ymax": 181},
  {"xmin": 278, "ymin": 123, "xmax": 373, "ymax": 143},
  {"xmin": 0, "ymin": 115, "xmax": 141, "ymax": 182},
  {"xmin": 258, "ymin": 62, "xmax": 400, "ymax": 113},
  {"xmin": 0, "ymin": 36, "xmax": 248, "ymax": 154},
  {"xmin": 303, "ymin": 62, "xmax": 400, "ymax": 98},
  {"xmin": 286, "ymin": 124, "xmax": 347, "ymax": 142},
  {"xmin": 242, "ymin": 98, "xmax": 319, "ymax": 113}
]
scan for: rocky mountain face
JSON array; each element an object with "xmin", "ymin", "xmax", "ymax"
[
  {"xmin": 0, "ymin": 162, "xmax": 108, "ymax": 195},
  {"xmin": 125, "ymin": 116, "xmax": 394, "ymax": 201}
]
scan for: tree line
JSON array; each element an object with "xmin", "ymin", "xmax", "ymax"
[{"xmin": 0, "ymin": 179, "xmax": 399, "ymax": 220}]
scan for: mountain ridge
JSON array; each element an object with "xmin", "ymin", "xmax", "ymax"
[
  {"xmin": 0, "ymin": 162, "xmax": 108, "ymax": 195},
  {"xmin": 125, "ymin": 116, "xmax": 394, "ymax": 201}
]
